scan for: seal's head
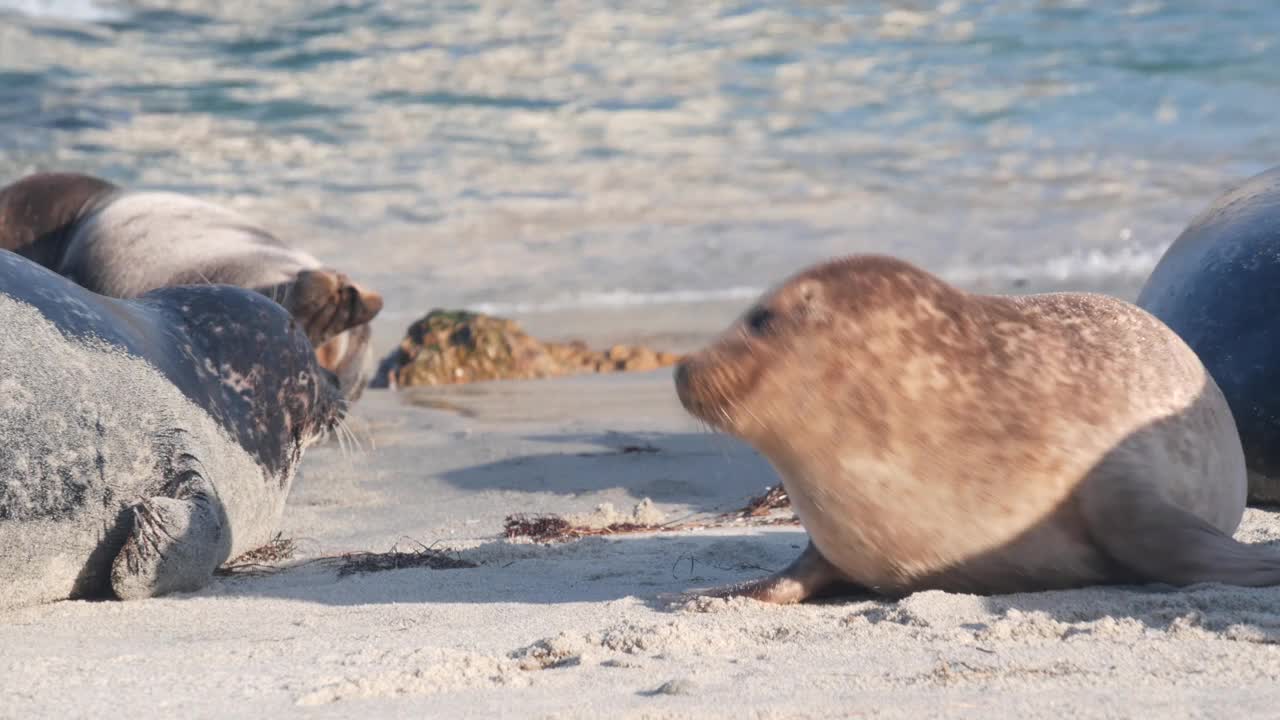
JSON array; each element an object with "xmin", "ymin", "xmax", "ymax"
[
  {"xmin": 675, "ymin": 254, "xmax": 972, "ymax": 450},
  {"xmin": 259, "ymin": 268, "xmax": 384, "ymax": 401},
  {"xmin": 0, "ymin": 172, "xmax": 117, "ymax": 265},
  {"xmin": 260, "ymin": 269, "xmax": 384, "ymax": 349},
  {"xmin": 145, "ymin": 284, "xmax": 347, "ymax": 480}
]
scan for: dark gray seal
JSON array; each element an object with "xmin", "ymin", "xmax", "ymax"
[
  {"xmin": 1137, "ymin": 165, "xmax": 1280, "ymax": 504},
  {"xmin": 672, "ymin": 254, "xmax": 1280, "ymax": 603},
  {"xmin": 0, "ymin": 171, "xmax": 384, "ymax": 400},
  {"xmin": 0, "ymin": 249, "xmax": 344, "ymax": 610}
]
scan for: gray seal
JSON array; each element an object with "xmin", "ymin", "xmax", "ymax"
[
  {"xmin": 0, "ymin": 172, "xmax": 384, "ymax": 400},
  {"xmin": 0, "ymin": 250, "xmax": 344, "ymax": 610},
  {"xmin": 1137, "ymin": 165, "xmax": 1280, "ymax": 504},
  {"xmin": 673, "ymin": 254, "xmax": 1280, "ymax": 602}
]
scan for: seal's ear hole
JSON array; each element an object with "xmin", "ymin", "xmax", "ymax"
[{"xmin": 796, "ymin": 280, "xmax": 820, "ymax": 307}]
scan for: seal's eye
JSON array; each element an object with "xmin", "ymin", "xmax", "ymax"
[{"xmin": 745, "ymin": 307, "xmax": 775, "ymax": 335}]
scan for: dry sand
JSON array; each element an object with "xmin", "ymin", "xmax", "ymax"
[{"xmin": 5, "ymin": 369, "xmax": 1280, "ymax": 718}]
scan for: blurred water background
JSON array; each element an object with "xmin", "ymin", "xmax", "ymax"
[{"xmin": 2, "ymin": 0, "xmax": 1278, "ymax": 346}]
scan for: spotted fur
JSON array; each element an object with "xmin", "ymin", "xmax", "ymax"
[{"xmin": 675, "ymin": 254, "xmax": 1279, "ymax": 601}]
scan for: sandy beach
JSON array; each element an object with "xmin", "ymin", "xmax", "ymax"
[
  {"xmin": 4, "ymin": 365, "xmax": 1280, "ymax": 719},
  {"xmin": 5, "ymin": 1, "xmax": 1280, "ymax": 716}
]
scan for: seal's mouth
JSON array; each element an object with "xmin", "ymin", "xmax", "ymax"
[
  {"xmin": 325, "ymin": 396, "xmax": 349, "ymax": 432},
  {"xmin": 673, "ymin": 359, "xmax": 713, "ymax": 424},
  {"xmin": 674, "ymin": 347, "xmax": 761, "ymax": 435}
]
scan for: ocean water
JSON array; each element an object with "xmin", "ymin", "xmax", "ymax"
[{"xmin": 2, "ymin": 0, "xmax": 1279, "ymax": 336}]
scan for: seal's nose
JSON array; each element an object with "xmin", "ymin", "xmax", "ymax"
[
  {"xmin": 673, "ymin": 359, "xmax": 694, "ymax": 409},
  {"xmin": 673, "ymin": 359, "xmax": 690, "ymax": 390},
  {"xmin": 361, "ymin": 288, "xmax": 384, "ymax": 318}
]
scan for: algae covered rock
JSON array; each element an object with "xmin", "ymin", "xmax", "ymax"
[{"xmin": 373, "ymin": 309, "xmax": 682, "ymax": 388}]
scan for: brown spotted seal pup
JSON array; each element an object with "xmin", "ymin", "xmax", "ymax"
[
  {"xmin": 0, "ymin": 171, "xmax": 383, "ymax": 400},
  {"xmin": 673, "ymin": 254, "xmax": 1280, "ymax": 602},
  {"xmin": 0, "ymin": 249, "xmax": 344, "ymax": 610}
]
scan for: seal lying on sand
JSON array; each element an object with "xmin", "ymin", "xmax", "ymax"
[
  {"xmin": 0, "ymin": 172, "xmax": 383, "ymax": 400},
  {"xmin": 673, "ymin": 254, "xmax": 1280, "ymax": 602},
  {"xmin": 1137, "ymin": 165, "xmax": 1280, "ymax": 504},
  {"xmin": 0, "ymin": 250, "xmax": 343, "ymax": 610}
]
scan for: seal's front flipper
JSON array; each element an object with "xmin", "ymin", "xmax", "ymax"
[
  {"xmin": 315, "ymin": 323, "xmax": 372, "ymax": 402},
  {"xmin": 669, "ymin": 541, "xmax": 856, "ymax": 605},
  {"xmin": 1082, "ymin": 475, "xmax": 1280, "ymax": 588},
  {"xmin": 110, "ymin": 481, "xmax": 229, "ymax": 601}
]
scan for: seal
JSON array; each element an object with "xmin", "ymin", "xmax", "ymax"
[
  {"xmin": 0, "ymin": 249, "xmax": 344, "ymax": 610},
  {"xmin": 0, "ymin": 171, "xmax": 384, "ymax": 400},
  {"xmin": 1137, "ymin": 165, "xmax": 1280, "ymax": 504},
  {"xmin": 672, "ymin": 254, "xmax": 1280, "ymax": 602}
]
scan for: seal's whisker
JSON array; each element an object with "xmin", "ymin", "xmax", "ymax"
[
  {"xmin": 331, "ymin": 420, "xmax": 349, "ymax": 459},
  {"xmin": 738, "ymin": 402, "xmax": 765, "ymax": 432},
  {"xmin": 324, "ymin": 415, "xmax": 360, "ymax": 460},
  {"xmin": 356, "ymin": 421, "xmax": 377, "ymax": 452},
  {"xmin": 344, "ymin": 418, "xmax": 363, "ymax": 454},
  {"xmin": 340, "ymin": 424, "xmax": 357, "ymax": 462},
  {"xmin": 331, "ymin": 420, "xmax": 348, "ymax": 455},
  {"xmin": 342, "ymin": 419, "xmax": 362, "ymax": 457},
  {"xmin": 337, "ymin": 417, "xmax": 366, "ymax": 456},
  {"xmin": 351, "ymin": 421, "xmax": 371, "ymax": 454}
]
